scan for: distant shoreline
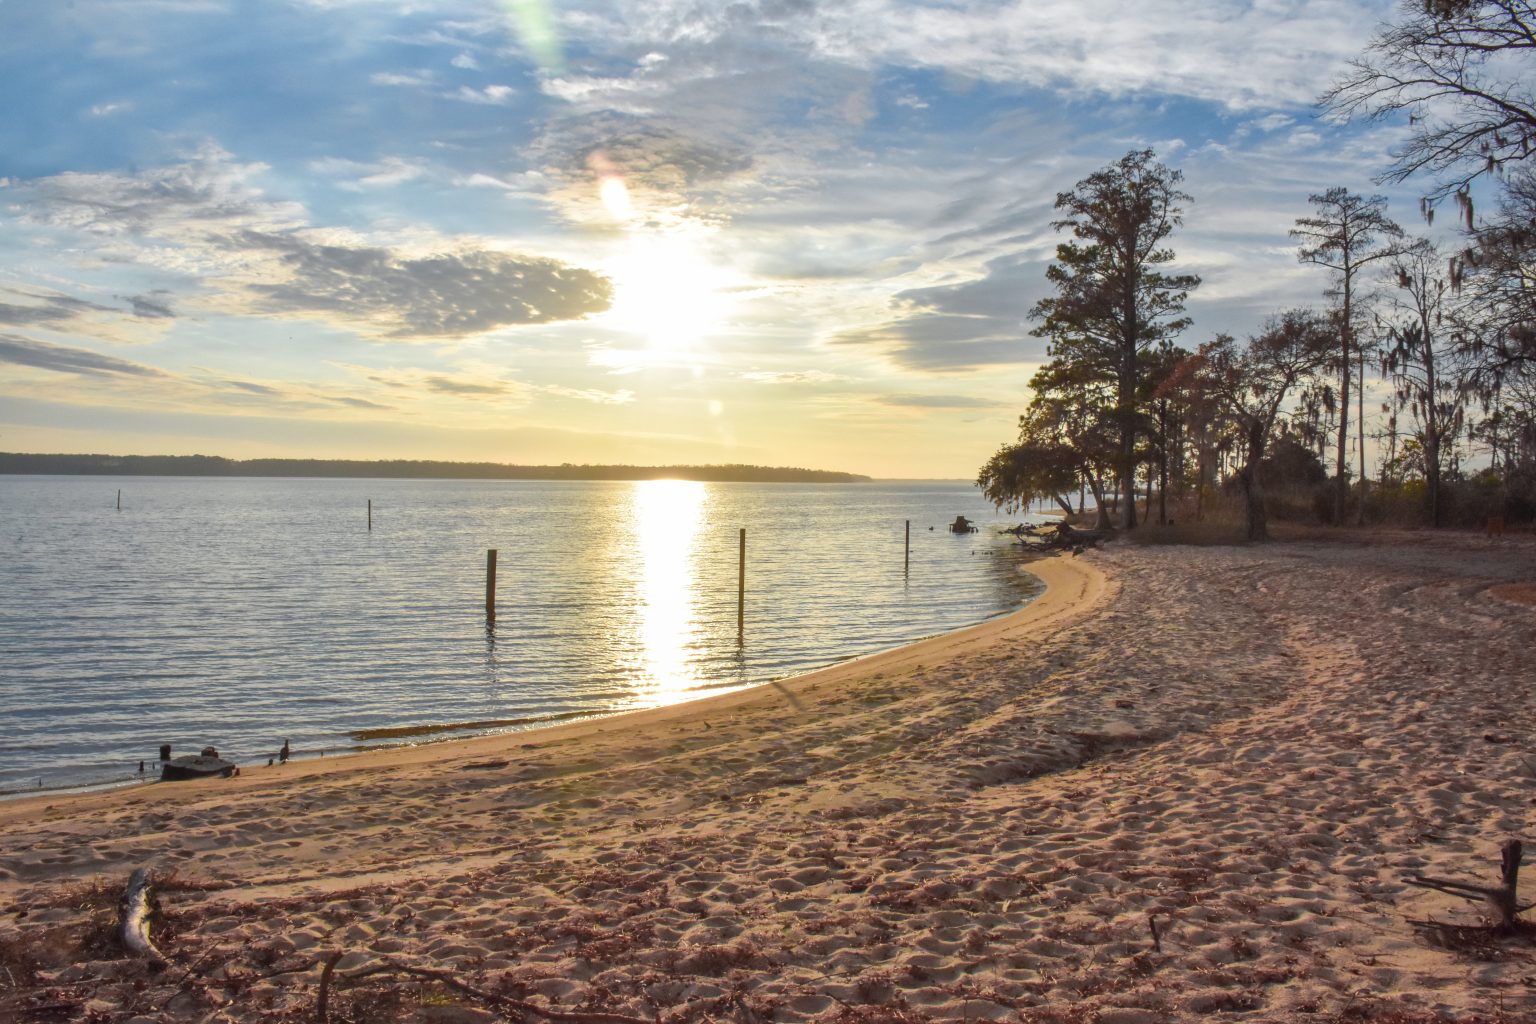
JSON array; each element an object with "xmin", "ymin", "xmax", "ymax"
[{"xmin": 0, "ymin": 452, "xmax": 870, "ymax": 483}]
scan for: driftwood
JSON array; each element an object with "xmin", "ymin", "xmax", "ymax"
[
  {"xmin": 1405, "ymin": 839, "xmax": 1531, "ymax": 930},
  {"xmin": 324, "ymin": 954, "xmax": 652, "ymax": 1024},
  {"xmin": 118, "ymin": 867, "xmax": 167, "ymax": 964}
]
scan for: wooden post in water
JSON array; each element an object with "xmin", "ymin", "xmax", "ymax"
[
  {"xmin": 905, "ymin": 519, "xmax": 910, "ymax": 572},
  {"xmin": 116, "ymin": 489, "xmax": 121, "ymax": 511},
  {"xmin": 737, "ymin": 528, "xmax": 746, "ymax": 639},
  {"xmin": 485, "ymin": 549, "xmax": 497, "ymax": 621},
  {"xmin": 367, "ymin": 499, "xmax": 372, "ymax": 531}
]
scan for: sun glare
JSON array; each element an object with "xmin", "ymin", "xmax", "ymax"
[
  {"xmin": 586, "ymin": 155, "xmax": 736, "ymax": 356},
  {"xmin": 630, "ymin": 479, "xmax": 708, "ymax": 703},
  {"xmin": 605, "ymin": 231, "xmax": 736, "ymax": 356}
]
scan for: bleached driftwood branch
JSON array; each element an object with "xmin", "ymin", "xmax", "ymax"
[{"xmin": 118, "ymin": 867, "xmax": 167, "ymax": 964}]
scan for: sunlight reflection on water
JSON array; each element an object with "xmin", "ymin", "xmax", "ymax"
[
  {"xmin": 0, "ymin": 477, "xmax": 1047, "ymax": 792},
  {"xmin": 632, "ymin": 479, "xmax": 708, "ymax": 703}
]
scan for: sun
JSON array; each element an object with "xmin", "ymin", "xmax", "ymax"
[
  {"xmin": 590, "ymin": 174, "xmax": 736, "ymax": 357},
  {"xmin": 604, "ymin": 229, "xmax": 735, "ymax": 357}
]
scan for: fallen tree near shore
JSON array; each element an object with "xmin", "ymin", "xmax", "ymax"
[{"xmin": 1006, "ymin": 521, "xmax": 1109, "ymax": 552}]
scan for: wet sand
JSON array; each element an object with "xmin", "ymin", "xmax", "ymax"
[{"xmin": 2, "ymin": 536, "xmax": 1533, "ymax": 1023}]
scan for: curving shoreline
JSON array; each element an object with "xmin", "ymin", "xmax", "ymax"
[
  {"xmin": 0, "ymin": 557, "xmax": 1097, "ymax": 821},
  {"xmin": 3, "ymin": 538, "xmax": 1534, "ymax": 1023}
]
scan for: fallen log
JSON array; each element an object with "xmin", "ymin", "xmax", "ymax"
[
  {"xmin": 118, "ymin": 867, "xmax": 167, "ymax": 964},
  {"xmin": 1007, "ymin": 522, "xmax": 1108, "ymax": 552}
]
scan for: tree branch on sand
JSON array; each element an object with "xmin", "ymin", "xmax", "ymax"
[
  {"xmin": 317, "ymin": 953, "xmax": 654, "ymax": 1024},
  {"xmin": 1405, "ymin": 838, "xmax": 1532, "ymax": 930}
]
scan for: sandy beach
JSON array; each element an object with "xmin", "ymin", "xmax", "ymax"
[{"xmin": 3, "ymin": 535, "xmax": 1534, "ymax": 1023}]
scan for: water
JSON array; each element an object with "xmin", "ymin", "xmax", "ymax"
[{"xmin": 0, "ymin": 476, "xmax": 1047, "ymax": 794}]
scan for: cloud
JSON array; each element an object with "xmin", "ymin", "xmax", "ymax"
[
  {"xmin": 424, "ymin": 375, "xmax": 510, "ymax": 396},
  {"xmin": 451, "ymin": 84, "xmax": 516, "ymax": 105},
  {"xmin": 13, "ymin": 151, "xmax": 613, "ymax": 340},
  {"xmin": 370, "ymin": 71, "xmax": 435, "ymax": 87},
  {"xmin": 124, "ymin": 292, "xmax": 176, "ymax": 319},
  {"xmin": 738, "ymin": 369, "xmax": 848, "ymax": 384},
  {"xmin": 88, "ymin": 101, "xmax": 133, "ymax": 117},
  {"xmin": 310, "ymin": 156, "xmax": 427, "ymax": 190},
  {"xmin": 0, "ymin": 334, "xmax": 167, "ymax": 378},
  {"xmin": 532, "ymin": 115, "xmax": 754, "ymax": 203},
  {"xmin": 875, "ymin": 393, "xmax": 1006, "ymax": 408},
  {"xmin": 539, "ymin": 384, "xmax": 637, "ymax": 404},
  {"xmin": 0, "ymin": 293, "xmax": 112, "ymax": 326},
  {"xmin": 830, "ymin": 315, "xmax": 1031, "ymax": 372},
  {"xmin": 20, "ymin": 145, "xmax": 304, "ymax": 237},
  {"xmin": 240, "ymin": 231, "xmax": 613, "ymax": 337},
  {"xmin": 571, "ymin": 0, "xmax": 1386, "ymax": 111}
]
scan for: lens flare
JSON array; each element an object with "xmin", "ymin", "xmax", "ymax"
[
  {"xmin": 501, "ymin": 0, "xmax": 564, "ymax": 72},
  {"xmin": 588, "ymin": 151, "xmax": 634, "ymax": 222}
]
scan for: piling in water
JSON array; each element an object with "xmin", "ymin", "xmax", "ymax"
[
  {"xmin": 486, "ymin": 549, "xmax": 498, "ymax": 620},
  {"xmin": 737, "ymin": 528, "xmax": 746, "ymax": 639}
]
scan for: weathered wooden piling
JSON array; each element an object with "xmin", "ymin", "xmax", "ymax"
[
  {"xmin": 367, "ymin": 499, "xmax": 372, "ymax": 531},
  {"xmin": 116, "ymin": 489, "xmax": 121, "ymax": 511},
  {"xmin": 905, "ymin": 519, "xmax": 910, "ymax": 572},
  {"xmin": 737, "ymin": 528, "xmax": 746, "ymax": 638},
  {"xmin": 485, "ymin": 549, "xmax": 498, "ymax": 620}
]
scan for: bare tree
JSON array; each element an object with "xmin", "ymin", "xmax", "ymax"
[
  {"xmin": 1292, "ymin": 188, "xmax": 1405, "ymax": 523},
  {"xmin": 1382, "ymin": 238, "xmax": 1471, "ymax": 525},
  {"xmin": 1323, "ymin": 0, "xmax": 1536, "ymax": 203}
]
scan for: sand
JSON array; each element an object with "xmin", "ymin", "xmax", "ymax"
[{"xmin": 2, "ymin": 534, "xmax": 1534, "ymax": 1023}]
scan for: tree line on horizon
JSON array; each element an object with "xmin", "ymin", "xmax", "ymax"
[
  {"xmin": 0, "ymin": 453, "xmax": 871, "ymax": 484},
  {"xmin": 978, "ymin": 0, "xmax": 1536, "ymax": 541}
]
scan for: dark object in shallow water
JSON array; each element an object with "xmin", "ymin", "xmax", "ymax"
[
  {"xmin": 949, "ymin": 515, "xmax": 977, "ymax": 534},
  {"xmin": 160, "ymin": 754, "xmax": 237, "ymax": 781}
]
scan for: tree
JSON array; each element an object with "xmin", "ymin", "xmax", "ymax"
[
  {"xmin": 1322, "ymin": 0, "xmax": 1536, "ymax": 203},
  {"xmin": 1292, "ymin": 188, "xmax": 1405, "ymax": 523},
  {"xmin": 979, "ymin": 359, "xmax": 1117, "ymax": 529},
  {"xmin": 1455, "ymin": 168, "xmax": 1536, "ymax": 385},
  {"xmin": 1031, "ymin": 149, "xmax": 1200, "ymax": 530},
  {"xmin": 1190, "ymin": 311, "xmax": 1334, "ymax": 540},
  {"xmin": 1381, "ymin": 238, "xmax": 1470, "ymax": 525}
]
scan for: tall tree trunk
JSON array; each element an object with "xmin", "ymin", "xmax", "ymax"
[
  {"xmin": 1089, "ymin": 477, "xmax": 1112, "ymax": 531},
  {"xmin": 1158, "ymin": 398, "xmax": 1169, "ymax": 526},
  {"xmin": 1120, "ymin": 342, "xmax": 1138, "ymax": 530},
  {"xmin": 1239, "ymin": 419, "xmax": 1269, "ymax": 542},
  {"xmin": 1424, "ymin": 324, "xmax": 1442, "ymax": 529},
  {"xmin": 1336, "ymin": 275, "xmax": 1352, "ymax": 525},
  {"xmin": 1357, "ymin": 345, "xmax": 1367, "ymax": 526}
]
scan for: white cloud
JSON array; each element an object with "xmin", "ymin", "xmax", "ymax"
[
  {"xmin": 451, "ymin": 84, "xmax": 515, "ymax": 105},
  {"xmin": 370, "ymin": 71, "xmax": 434, "ymax": 87},
  {"xmin": 310, "ymin": 156, "xmax": 427, "ymax": 190},
  {"xmin": 451, "ymin": 51, "xmax": 479, "ymax": 69},
  {"xmin": 558, "ymin": 0, "xmax": 1389, "ymax": 111}
]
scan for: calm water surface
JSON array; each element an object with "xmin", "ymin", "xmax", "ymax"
[{"xmin": 0, "ymin": 477, "xmax": 1045, "ymax": 793}]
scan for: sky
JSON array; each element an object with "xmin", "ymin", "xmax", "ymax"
[{"xmin": 0, "ymin": 0, "xmax": 1436, "ymax": 479}]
